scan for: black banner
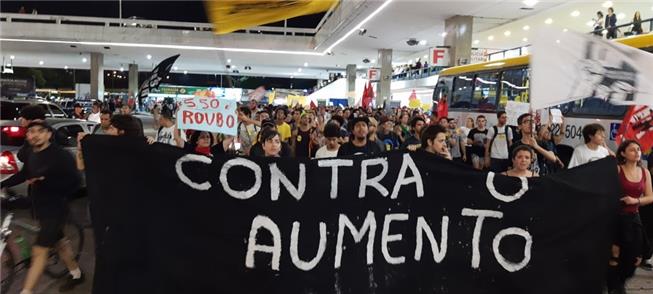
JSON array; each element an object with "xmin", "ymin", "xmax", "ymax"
[{"xmin": 82, "ymin": 136, "xmax": 620, "ymax": 294}]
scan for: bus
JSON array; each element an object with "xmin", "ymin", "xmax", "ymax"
[{"xmin": 433, "ymin": 33, "xmax": 653, "ymax": 158}]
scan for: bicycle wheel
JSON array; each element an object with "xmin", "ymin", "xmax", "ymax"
[
  {"xmin": 44, "ymin": 220, "xmax": 84, "ymax": 278},
  {"xmin": 1, "ymin": 246, "xmax": 16, "ymax": 293}
]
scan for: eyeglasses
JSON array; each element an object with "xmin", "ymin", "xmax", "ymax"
[{"xmin": 522, "ymin": 119, "xmax": 534, "ymax": 124}]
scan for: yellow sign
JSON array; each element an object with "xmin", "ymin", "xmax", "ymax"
[{"xmin": 205, "ymin": 0, "xmax": 338, "ymax": 35}]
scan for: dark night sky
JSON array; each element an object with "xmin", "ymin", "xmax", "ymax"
[{"xmin": 0, "ymin": 0, "xmax": 325, "ymax": 27}]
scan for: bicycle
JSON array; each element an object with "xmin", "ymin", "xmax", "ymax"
[{"xmin": 1, "ymin": 195, "xmax": 84, "ymax": 293}]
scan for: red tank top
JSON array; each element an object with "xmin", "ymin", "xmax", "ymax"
[{"xmin": 619, "ymin": 166, "xmax": 645, "ymax": 214}]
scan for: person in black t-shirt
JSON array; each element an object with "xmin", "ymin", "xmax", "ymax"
[
  {"xmin": 401, "ymin": 116, "xmax": 426, "ymax": 151},
  {"xmin": 467, "ymin": 115, "xmax": 489, "ymax": 170},
  {"xmin": 337, "ymin": 116, "xmax": 382, "ymax": 156},
  {"xmin": 1, "ymin": 121, "xmax": 85, "ymax": 292},
  {"xmin": 249, "ymin": 119, "xmax": 292, "ymax": 157}
]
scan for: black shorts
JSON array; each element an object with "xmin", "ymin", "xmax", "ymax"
[{"xmin": 36, "ymin": 217, "xmax": 66, "ymax": 248}]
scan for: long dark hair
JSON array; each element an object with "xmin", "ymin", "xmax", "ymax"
[{"xmin": 616, "ymin": 140, "xmax": 641, "ymax": 165}]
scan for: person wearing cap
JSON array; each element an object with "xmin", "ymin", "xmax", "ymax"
[
  {"xmin": 87, "ymin": 101, "xmax": 102, "ymax": 123},
  {"xmin": 72, "ymin": 103, "xmax": 85, "ymax": 119},
  {"xmin": 337, "ymin": 116, "xmax": 382, "ymax": 156},
  {"xmin": 378, "ymin": 116, "xmax": 400, "ymax": 152},
  {"xmin": 315, "ymin": 123, "xmax": 341, "ymax": 159},
  {"xmin": 1, "ymin": 121, "xmax": 85, "ymax": 293},
  {"xmin": 15, "ymin": 105, "xmax": 47, "ymax": 163}
]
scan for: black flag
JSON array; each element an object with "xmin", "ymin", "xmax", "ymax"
[{"xmin": 137, "ymin": 54, "xmax": 180, "ymax": 107}]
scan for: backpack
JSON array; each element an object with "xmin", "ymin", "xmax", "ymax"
[{"xmin": 488, "ymin": 125, "xmax": 510, "ymax": 155}]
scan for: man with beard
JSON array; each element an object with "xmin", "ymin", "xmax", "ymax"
[{"xmin": 337, "ymin": 116, "xmax": 382, "ymax": 156}]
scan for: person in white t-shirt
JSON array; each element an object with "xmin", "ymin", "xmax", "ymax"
[
  {"xmin": 568, "ymin": 123, "xmax": 615, "ymax": 168},
  {"xmin": 86, "ymin": 101, "xmax": 102, "ymax": 123},
  {"xmin": 485, "ymin": 111, "xmax": 513, "ymax": 172},
  {"xmin": 315, "ymin": 123, "xmax": 340, "ymax": 159},
  {"xmin": 149, "ymin": 108, "xmax": 184, "ymax": 147}
]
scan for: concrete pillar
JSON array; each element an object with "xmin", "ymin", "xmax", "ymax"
[
  {"xmin": 345, "ymin": 64, "xmax": 357, "ymax": 105},
  {"xmin": 444, "ymin": 15, "xmax": 473, "ymax": 66},
  {"xmin": 128, "ymin": 64, "xmax": 139, "ymax": 99},
  {"xmin": 377, "ymin": 49, "xmax": 392, "ymax": 107},
  {"xmin": 90, "ymin": 52, "xmax": 104, "ymax": 100}
]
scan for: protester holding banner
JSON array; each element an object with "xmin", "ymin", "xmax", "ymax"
[
  {"xmin": 503, "ymin": 145, "xmax": 538, "ymax": 177},
  {"xmin": 568, "ymin": 124, "xmax": 615, "ymax": 168},
  {"xmin": 421, "ymin": 124, "xmax": 452, "ymax": 160},
  {"xmin": 314, "ymin": 123, "xmax": 341, "ymax": 159},
  {"xmin": 608, "ymin": 140, "xmax": 653, "ymax": 293},
  {"xmin": 509, "ymin": 113, "xmax": 556, "ymax": 174},
  {"xmin": 249, "ymin": 119, "xmax": 292, "ymax": 157}
]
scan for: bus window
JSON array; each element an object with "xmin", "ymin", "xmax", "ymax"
[
  {"xmin": 566, "ymin": 97, "xmax": 627, "ymax": 117},
  {"xmin": 472, "ymin": 72, "xmax": 499, "ymax": 111},
  {"xmin": 433, "ymin": 76, "xmax": 453, "ymax": 102},
  {"xmin": 451, "ymin": 75, "xmax": 474, "ymax": 109},
  {"xmin": 499, "ymin": 68, "xmax": 529, "ymax": 109}
]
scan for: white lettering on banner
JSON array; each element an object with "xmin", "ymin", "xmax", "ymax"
[
  {"xmin": 359, "ymin": 158, "xmax": 389, "ymax": 198},
  {"xmin": 461, "ymin": 208, "xmax": 504, "ymax": 269},
  {"xmin": 414, "ymin": 216, "xmax": 448, "ymax": 263},
  {"xmin": 317, "ymin": 159, "xmax": 354, "ymax": 199},
  {"xmin": 270, "ymin": 163, "xmax": 306, "ymax": 201},
  {"xmin": 486, "ymin": 172, "xmax": 529, "ymax": 203},
  {"xmin": 381, "ymin": 213, "xmax": 409, "ymax": 264},
  {"xmin": 492, "ymin": 227, "xmax": 533, "ymax": 272},
  {"xmin": 335, "ymin": 211, "xmax": 377, "ymax": 269},
  {"xmin": 220, "ymin": 158, "xmax": 262, "ymax": 200},
  {"xmin": 246, "ymin": 215, "xmax": 282, "ymax": 270},
  {"xmin": 290, "ymin": 221, "xmax": 327, "ymax": 271},
  {"xmin": 175, "ymin": 154, "xmax": 213, "ymax": 190},
  {"xmin": 390, "ymin": 154, "xmax": 424, "ymax": 199}
]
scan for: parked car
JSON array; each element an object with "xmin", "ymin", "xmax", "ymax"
[
  {"xmin": 1, "ymin": 98, "xmax": 68, "ymax": 119},
  {"xmin": 1, "ymin": 118, "xmax": 97, "ymax": 199}
]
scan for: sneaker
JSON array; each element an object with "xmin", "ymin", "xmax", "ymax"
[
  {"xmin": 641, "ymin": 260, "xmax": 653, "ymax": 271},
  {"xmin": 59, "ymin": 273, "xmax": 85, "ymax": 292}
]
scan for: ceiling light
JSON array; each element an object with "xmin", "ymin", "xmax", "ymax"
[
  {"xmin": 586, "ymin": 20, "xmax": 594, "ymax": 27},
  {"xmin": 323, "ymin": 0, "xmax": 394, "ymax": 53},
  {"xmin": 82, "ymin": 57, "xmax": 87, "ymax": 63},
  {"xmin": 473, "ymin": 39, "xmax": 480, "ymax": 45},
  {"xmin": 617, "ymin": 13, "xmax": 625, "ymax": 20},
  {"xmin": 602, "ymin": 1, "xmax": 613, "ymax": 9},
  {"xmin": 522, "ymin": 25, "xmax": 530, "ymax": 31},
  {"xmin": 113, "ymin": 71, "xmax": 116, "ymax": 74},
  {"xmin": 107, "ymin": 73, "xmax": 111, "ymax": 76},
  {"xmin": 9, "ymin": 55, "xmax": 15, "ymax": 60},
  {"xmin": 487, "ymin": 35, "xmax": 494, "ymax": 41},
  {"xmin": 504, "ymin": 30, "xmax": 511, "ymax": 37},
  {"xmin": 570, "ymin": 10, "xmax": 580, "ymax": 17},
  {"xmin": 544, "ymin": 18, "xmax": 553, "ymax": 25},
  {"xmin": 423, "ymin": 55, "xmax": 428, "ymax": 59},
  {"xmin": 563, "ymin": 28, "xmax": 568, "ymax": 33},
  {"xmin": 39, "ymin": 61, "xmax": 44, "ymax": 65},
  {"xmin": 298, "ymin": 68, "xmax": 302, "ymax": 72},
  {"xmin": 120, "ymin": 67, "xmax": 124, "ymax": 71},
  {"xmin": 231, "ymin": 65, "xmax": 237, "ymax": 69},
  {"xmin": 440, "ymin": 32, "xmax": 447, "ymax": 38},
  {"xmin": 419, "ymin": 40, "xmax": 428, "ymax": 45},
  {"xmin": 64, "ymin": 65, "xmax": 68, "ymax": 69},
  {"xmin": 227, "ymin": 59, "xmax": 231, "ymax": 63},
  {"xmin": 523, "ymin": 38, "xmax": 528, "ymax": 42},
  {"xmin": 183, "ymin": 70, "xmax": 188, "ymax": 74},
  {"xmin": 303, "ymin": 62, "xmax": 308, "ymax": 67},
  {"xmin": 290, "ymin": 75, "xmax": 294, "ymax": 79},
  {"xmin": 522, "ymin": 0, "xmax": 538, "ymax": 7},
  {"xmin": 146, "ymin": 54, "xmax": 152, "ymax": 60},
  {"xmin": 556, "ymin": 40, "xmax": 560, "ymax": 44},
  {"xmin": 173, "ymin": 66, "xmax": 178, "ymax": 71}
]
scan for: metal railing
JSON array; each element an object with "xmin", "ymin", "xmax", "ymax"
[
  {"xmin": 0, "ymin": 13, "xmax": 318, "ymax": 36},
  {"xmin": 391, "ymin": 66, "xmax": 446, "ymax": 81}
]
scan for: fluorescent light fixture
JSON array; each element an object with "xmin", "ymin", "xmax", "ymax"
[
  {"xmin": 523, "ymin": 38, "xmax": 528, "ymax": 42},
  {"xmin": 504, "ymin": 30, "xmax": 511, "ymax": 37},
  {"xmin": 487, "ymin": 35, "xmax": 494, "ymax": 41},
  {"xmin": 522, "ymin": 0, "xmax": 538, "ymax": 7},
  {"xmin": 544, "ymin": 18, "xmax": 553, "ymax": 24},
  {"xmin": 146, "ymin": 54, "xmax": 152, "ymax": 60},
  {"xmin": 82, "ymin": 57, "xmax": 87, "ymax": 63},
  {"xmin": 184, "ymin": 70, "xmax": 188, "ymax": 74},
  {"xmin": 303, "ymin": 62, "xmax": 308, "ymax": 67},
  {"xmin": 323, "ymin": 0, "xmax": 395, "ymax": 53},
  {"xmin": 570, "ymin": 10, "xmax": 580, "ymax": 17},
  {"xmin": 484, "ymin": 62, "xmax": 505, "ymax": 67},
  {"xmin": 522, "ymin": 25, "xmax": 530, "ymax": 31},
  {"xmin": 602, "ymin": 1, "xmax": 613, "ymax": 9},
  {"xmin": 39, "ymin": 60, "xmax": 44, "ymax": 65},
  {"xmin": 419, "ymin": 39, "xmax": 428, "ymax": 45},
  {"xmin": 473, "ymin": 39, "xmax": 480, "ymax": 45},
  {"xmin": 9, "ymin": 55, "xmax": 15, "ymax": 59}
]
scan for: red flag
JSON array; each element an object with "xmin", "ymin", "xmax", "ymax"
[
  {"xmin": 361, "ymin": 82, "xmax": 373, "ymax": 109},
  {"xmin": 616, "ymin": 105, "xmax": 653, "ymax": 151},
  {"xmin": 309, "ymin": 99, "xmax": 317, "ymax": 110}
]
